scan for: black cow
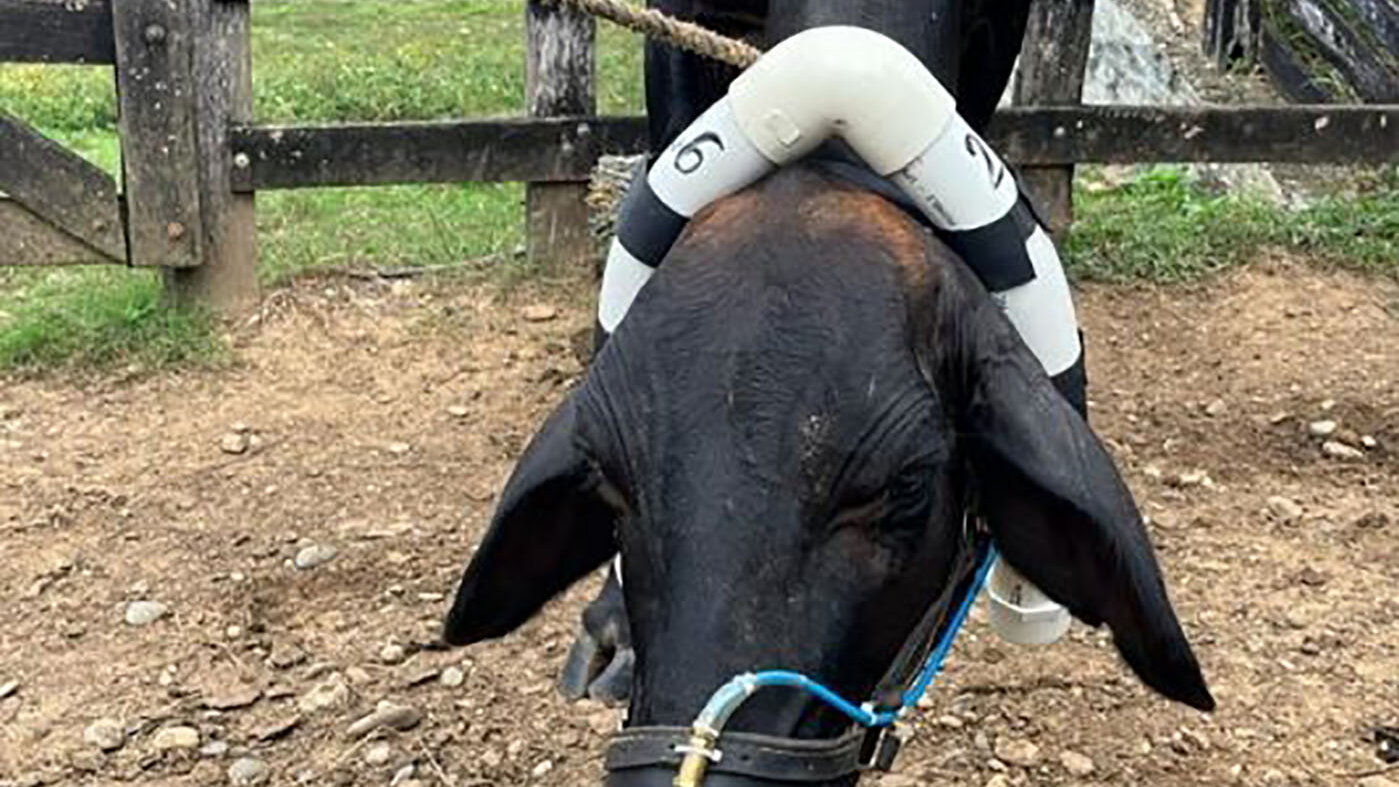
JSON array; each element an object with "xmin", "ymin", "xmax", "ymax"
[{"xmin": 444, "ymin": 166, "xmax": 1212, "ymax": 786}]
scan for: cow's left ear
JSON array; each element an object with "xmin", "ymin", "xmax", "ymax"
[{"xmin": 443, "ymin": 394, "xmax": 619, "ymax": 646}]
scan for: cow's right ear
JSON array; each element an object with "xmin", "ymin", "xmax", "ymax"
[
  {"xmin": 911, "ymin": 258, "xmax": 1214, "ymax": 712},
  {"xmin": 443, "ymin": 393, "xmax": 619, "ymax": 646}
]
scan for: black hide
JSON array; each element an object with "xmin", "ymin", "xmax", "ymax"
[{"xmin": 444, "ymin": 169, "xmax": 1213, "ymax": 757}]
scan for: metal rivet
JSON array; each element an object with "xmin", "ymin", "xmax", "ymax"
[
  {"xmin": 233, "ymin": 152, "xmax": 250, "ymax": 169},
  {"xmin": 144, "ymin": 24, "xmax": 167, "ymax": 45}
]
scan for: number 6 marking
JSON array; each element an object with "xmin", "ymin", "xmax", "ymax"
[
  {"xmin": 675, "ymin": 132, "xmax": 726, "ymax": 175},
  {"xmin": 964, "ymin": 133, "xmax": 1007, "ymax": 189}
]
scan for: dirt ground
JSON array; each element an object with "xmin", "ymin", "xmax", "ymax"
[{"xmin": 1, "ymin": 258, "xmax": 1395, "ymax": 787}]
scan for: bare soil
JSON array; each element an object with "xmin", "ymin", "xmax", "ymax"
[{"xmin": 1, "ymin": 260, "xmax": 1395, "ymax": 787}]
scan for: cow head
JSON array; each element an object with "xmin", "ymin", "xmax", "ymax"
[{"xmin": 444, "ymin": 169, "xmax": 1212, "ymax": 785}]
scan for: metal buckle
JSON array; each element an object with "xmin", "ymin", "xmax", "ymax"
[{"xmin": 857, "ymin": 724, "xmax": 903, "ymax": 772}]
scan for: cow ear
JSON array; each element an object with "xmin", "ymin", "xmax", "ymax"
[
  {"xmin": 443, "ymin": 393, "xmax": 619, "ymax": 646},
  {"xmin": 927, "ymin": 263, "xmax": 1215, "ymax": 712}
]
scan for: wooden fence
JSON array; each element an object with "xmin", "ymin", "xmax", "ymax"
[{"xmin": 1, "ymin": 0, "xmax": 1396, "ymax": 313}]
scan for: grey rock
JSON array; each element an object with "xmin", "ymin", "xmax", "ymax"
[
  {"xmin": 83, "ymin": 719, "xmax": 126, "ymax": 752},
  {"xmin": 379, "ymin": 643, "xmax": 407, "ymax": 665},
  {"xmin": 439, "ymin": 666, "xmax": 465, "ymax": 688},
  {"xmin": 1309, "ymin": 419, "xmax": 1338, "ymax": 436},
  {"xmin": 297, "ymin": 674, "xmax": 350, "ymax": 714},
  {"xmin": 1266, "ymin": 496, "xmax": 1304, "ymax": 522},
  {"xmin": 1060, "ymin": 749, "xmax": 1095, "ymax": 776},
  {"xmin": 993, "ymin": 737, "xmax": 1041, "ymax": 767},
  {"xmin": 220, "ymin": 433, "xmax": 250, "ymax": 455},
  {"xmin": 363, "ymin": 742, "xmax": 394, "ymax": 766},
  {"xmin": 124, "ymin": 600, "xmax": 168, "ymax": 626},
  {"xmin": 1323, "ymin": 440, "xmax": 1365, "ymax": 460},
  {"xmin": 152, "ymin": 725, "xmax": 200, "ymax": 750},
  {"xmin": 346, "ymin": 702, "xmax": 422, "ymax": 738},
  {"xmin": 228, "ymin": 757, "xmax": 270, "ymax": 786},
  {"xmin": 293, "ymin": 544, "xmax": 337, "ymax": 571},
  {"xmin": 200, "ymin": 740, "xmax": 230, "ymax": 758}
]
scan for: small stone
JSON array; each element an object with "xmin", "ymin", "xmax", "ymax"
[
  {"xmin": 1308, "ymin": 419, "xmax": 1337, "ymax": 437},
  {"xmin": 1266, "ymin": 496, "xmax": 1304, "ymax": 522},
  {"xmin": 937, "ymin": 714, "xmax": 964, "ymax": 729},
  {"xmin": 220, "ymin": 433, "xmax": 250, "ymax": 455},
  {"xmin": 1358, "ymin": 778, "xmax": 1399, "ymax": 787},
  {"xmin": 386, "ymin": 442, "xmax": 411, "ymax": 455},
  {"xmin": 439, "ymin": 666, "xmax": 465, "ymax": 688},
  {"xmin": 446, "ymin": 405, "xmax": 469, "ymax": 418},
  {"xmin": 1059, "ymin": 750, "xmax": 1095, "ymax": 777},
  {"xmin": 1322, "ymin": 440, "xmax": 1365, "ymax": 460},
  {"xmin": 297, "ymin": 675, "xmax": 350, "ymax": 714},
  {"xmin": 1169, "ymin": 470, "xmax": 1212, "ymax": 488},
  {"xmin": 391, "ymin": 763, "xmax": 416, "ymax": 786},
  {"xmin": 531, "ymin": 760, "xmax": 553, "ymax": 777},
  {"xmin": 293, "ymin": 544, "xmax": 337, "ymax": 570},
  {"xmin": 124, "ymin": 600, "xmax": 168, "ymax": 626},
  {"xmin": 225, "ymin": 625, "xmax": 243, "ymax": 639},
  {"xmin": 363, "ymin": 742, "xmax": 394, "ymax": 766},
  {"xmin": 1320, "ymin": 398, "xmax": 1336, "ymax": 411},
  {"xmin": 521, "ymin": 304, "xmax": 558, "ymax": 322},
  {"xmin": 152, "ymin": 725, "xmax": 200, "ymax": 750},
  {"xmin": 345, "ymin": 666, "xmax": 373, "ymax": 685},
  {"xmin": 985, "ymin": 776, "xmax": 1012, "ymax": 787},
  {"xmin": 83, "ymin": 719, "xmax": 126, "ymax": 752},
  {"xmin": 252, "ymin": 716, "xmax": 300, "ymax": 742},
  {"xmin": 993, "ymin": 737, "xmax": 1041, "ymax": 767},
  {"xmin": 200, "ymin": 740, "xmax": 230, "ymax": 758},
  {"xmin": 0, "ymin": 680, "xmax": 17, "ymax": 699},
  {"xmin": 587, "ymin": 709, "xmax": 617, "ymax": 736},
  {"xmin": 346, "ymin": 703, "xmax": 421, "ymax": 738},
  {"xmin": 1204, "ymin": 399, "xmax": 1227, "ymax": 417},
  {"xmin": 269, "ymin": 644, "xmax": 308, "ymax": 670},
  {"xmin": 1181, "ymin": 727, "xmax": 1210, "ymax": 750},
  {"xmin": 1361, "ymin": 435, "xmax": 1378, "ymax": 449},
  {"xmin": 403, "ymin": 667, "xmax": 440, "ymax": 687},
  {"xmin": 227, "ymin": 757, "xmax": 270, "ymax": 786},
  {"xmin": 380, "ymin": 643, "xmax": 407, "ymax": 665},
  {"xmin": 205, "ymin": 686, "xmax": 261, "ymax": 710}
]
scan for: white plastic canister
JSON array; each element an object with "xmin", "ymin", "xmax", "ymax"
[{"xmin": 986, "ymin": 558, "xmax": 1071, "ymax": 645}]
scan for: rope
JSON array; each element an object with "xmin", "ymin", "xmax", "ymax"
[{"xmin": 545, "ymin": 0, "xmax": 762, "ymax": 68}]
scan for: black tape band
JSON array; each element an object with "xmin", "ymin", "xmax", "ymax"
[
  {"xmin": 615, "ymin": 174, "xmax": 687, "ymax": 268},
  {"xmin": 943, "ymin": 198, "xmax": 1039, "ymax": 292},
  {"xmin": 1050, "ymin": 349, "xmax": 1088, "ymax": 419}
]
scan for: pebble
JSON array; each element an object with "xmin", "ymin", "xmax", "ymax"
[
  {"xmin": 1059, "ymin": 749, "xmax": 1094, "ymax": 776},
  {"xmin": 391, "ymin": 763, "xmax": 416, "ymax": 786},
  {"xmin": 1308, "ymin": 419, "xmax": 1338, "ymax": 437},
  {"xmin": 531, "ymin": 760, "xmax": 554, "ymax": 777},
  {"xmin": 206, "ymin": 686, "xmax": 261, "ymax": 711},
  {"xmin": 446, "ymin": 405, "xmax": 469, "ymax": 418},
  {"xmin": 219, "ymin": 433, "xmax": 250, "ymax": 455},
  {"xmin": 152, "ymin": 725, "xmax": 201, "ymax": 750},
  {"xmin": 0, "ymin": 680, "xmax": 18, "ymax": 699},
  {"xmin": 386, "ymin": 442, "xmax": 412, "ymax": 455},
  {"xmin": 293, "ymin": 544, "xmax": 337, "ymax": 570},
  {"xmin": 346, "ymin": 702, "xmax": 422, "ymax": 738},
  {"xmin": 124, "ymin": 601, "xmax": 168, "ymax": 626},
  {"xmin": 200, "ymin": 740, "xmax": 230, "ymax": 758},
  {"xmin": 1361, "ymin": 435, "xmax": 1378, "ymax": 448},
  {"xmin": 227, "ymin": 757, "xmax": 270, "ymax": 786},
  {"xmin": 1358, "ymin": 777, "xmax": 1399, "ymax": 787},
  {"xmin": 83, "ymin": 719, "xmax": 126, "ymax": 752},
  {"xmin": 1322, "ymin": 440, "xmax": 1365, "ymax": 460},
  {"xmin": 993, "ymin": 737, "xmax": 1041, "ymax": 767},
  {"xmin": 521, "ymin": 304, "xmax": 558, "ymax": 322},
  {"xmin": 985, "ymin": 776, "xmax": 1011, "ymax": 787},
  {"xmin": 1266, "ymin": 496, "xmax": 1304, "ymax": 522},
  {"xmin": 297, "ymin": 674, "xmax": 350, "ymax": 714},
  {"xmin": 1204, "ymin": 399, "xmax": 1227, "ymax": 417},
  {"xmin": 1170, "ymin": 470, "xmax": 1213, "ymax": 488},
  {"xmin": 380, "ymin": 643, "xmax": 408, "ymax": 665},
  {"xmin": 252, "ymin": 716, "xmax": 300, "ymax": 742},
  {"xmin": 936, "ymin": 714, "xmax": 964, "ymax": 729},
  {"xmin": 439, "ymin": 666, "xmax": 464, "ymax": 688},
  {"xmin": 363, "ymin": 742, "xmax": 394, "ymax": 766}
]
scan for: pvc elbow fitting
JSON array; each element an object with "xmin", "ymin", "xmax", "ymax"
[{"xmin": 728, "ymin": 26, "xmax": 957, "ymax": 175}]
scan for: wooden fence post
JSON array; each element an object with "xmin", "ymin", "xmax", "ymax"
[
  {"xmin": 167, "ymin": 0, "xmax": 258, "ymax": 311},
  {"xmin": 525, "ymin": 0, "xmax": 596, "ymax": 271},
  {"xmin": 1013, "ymin": 0, "xmax": 1095, "ymax": 238}
]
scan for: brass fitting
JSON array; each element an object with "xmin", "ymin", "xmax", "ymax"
[{"xmin": 672, "ymin": 726, "xmax": 720, "ymax": 787}]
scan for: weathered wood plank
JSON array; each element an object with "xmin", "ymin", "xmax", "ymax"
[
  {"xmin": 0, "ymin": 111, "xmax": 124, "ymax": 259},
  {"xmin": 0, "ymin": 197, "xmax": 122, "ymax": 266},
  {"xmin": 228, "ymin": 116, "xmax": 648, "ymax": 191},
  {"xmin": 1013, "ymin": 0, "xmax": 1096, "ymax": 236},
  {"xmin": 525, "ymin": 0, "xmax": 596, "ymax": 270},
  {"xmin": 229, "ymin": 106, "xmax": 1399, "ymax": 191},
  {"xmin": 113, "ymin": 0, "xmax": 203, "ymax": 268},
  {"xmin": 0, "ymin": 0, "xmax": 115, "ymax": 64},
  {"xmin": 1285, "ymin": 0, "xmax": 1398, "ymax": 102},
  {"xmin": 1202, "ymin": 0, "xmax": 1260, "ymax": 66},
  {"xmin": 165, "ymin": 0, "xmax": 258, "ymax": 310},
  {"xmin": 1259, "ymin": 23, "xmax": 1335, "ymax": 101},
  {"xmin": 988, "ymin": 104, "xmax": 1399, "ymax": 164}
]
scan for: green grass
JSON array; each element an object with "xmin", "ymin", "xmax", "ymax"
[
  {"xmin": 1066, "ymin": 166, "xmax": 1399, "ymax": 282},
  {"xmin": 0, "ymin": 269, "xmax": 224, "ymax": 373}
]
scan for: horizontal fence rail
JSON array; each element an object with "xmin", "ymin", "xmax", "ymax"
[
  {"xmin": 0, "ymin": 0, "xmax": 116, "ymax": 64},
  {"xmin": 230, "ymin": 104, "xmax": 1398, "ymax": 192}
]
